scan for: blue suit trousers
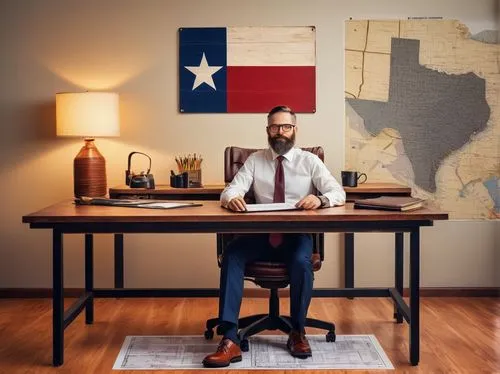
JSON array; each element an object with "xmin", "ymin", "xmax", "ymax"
[{"xmin": 218, "ymin": 233, "xmax": 313, "ymax": 332}]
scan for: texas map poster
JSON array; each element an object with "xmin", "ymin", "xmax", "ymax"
[{"xmin": 345, "ymin": 20, "xmax": 499, "ymax": 219}]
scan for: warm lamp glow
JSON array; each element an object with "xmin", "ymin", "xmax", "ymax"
[
  {"xmin": 56, "ymin": 92, "xmax": 120, "ymax": 198},
  {"xmin": 56, "ymin": 92, "xmax": 120, "ymax": 137}
]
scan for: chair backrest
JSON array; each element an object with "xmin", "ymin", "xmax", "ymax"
[{"xmin": 217, "ymin": 146, "xmax": 326, "ymax": 267}]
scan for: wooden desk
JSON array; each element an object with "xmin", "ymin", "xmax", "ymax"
[
  {"xmin": 108, "ymin": 182, "xmax": 410, "ymax": 201},
  {"xmin": 23, "ymin": 201, "xmax": 446, "ymax": 366},
  {"xmin": 343, "ymin": 182, "xmax": 412, "ymax": 201},
  {"xmin": 109, "ymin": 184, "xmax": 225, "ymax": 200},
  {"xmin": 343, "ymin": 183, "xmax": 411, "ymax": 292},
  {"xmin": 109, "ymin": 183, "xmax": 412, "ymax": 291}
]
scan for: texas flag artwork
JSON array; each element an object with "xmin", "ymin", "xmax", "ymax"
[{"xmin": 179, "ymin": 27, "xmax": 316, "ymax": 113}]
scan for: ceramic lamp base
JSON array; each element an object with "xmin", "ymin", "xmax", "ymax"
[{"xmin": 74, "ymin": 139, "xmax": 107, "ymax": 197}]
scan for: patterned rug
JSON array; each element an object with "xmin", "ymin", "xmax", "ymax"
[{"xmin": 113, "ymin": 335, "xmax": 394, "ymax": 370}]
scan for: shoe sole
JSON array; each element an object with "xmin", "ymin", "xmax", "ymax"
[
  {"xmin": 202, "ymin": 355, "xmax": 242, "ymax": 368},
  {"xmin": 290, "ymin": 351, "xmax": 312, "ymax": 359},
  {"xmin": 287, "ymin": 345, "xmax": 312, "ymax": 359}
]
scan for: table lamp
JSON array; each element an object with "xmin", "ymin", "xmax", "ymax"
[{"xmin": 56, "ymin": 92, "xmax": 120, "ymax": 197}]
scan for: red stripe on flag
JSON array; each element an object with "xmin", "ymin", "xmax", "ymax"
[{"xmin": 227, "ymin": 66, "xmax": 315, "ymax": 113}]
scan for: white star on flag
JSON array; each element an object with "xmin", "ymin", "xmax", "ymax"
[{"xmin": 184, "ymin": 53, "xmax": 223, "ymax": 90}]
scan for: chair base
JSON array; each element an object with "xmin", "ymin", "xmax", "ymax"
[
  {"xmin": 205, "ymin": 314, "xmax": 336, "ymax": 351},
  {"xmin": 204, "ymin": 289, "xmax": 336, "ymax": 350}
]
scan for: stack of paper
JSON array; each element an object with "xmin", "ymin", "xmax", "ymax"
[{"xmin": 244, "ymin": 203, "xmax": 298, "ymax": 213}]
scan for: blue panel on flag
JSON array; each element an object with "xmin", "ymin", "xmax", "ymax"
[{"xmin": 179, "ymin": 28, "xmax": 227, "ymax": 113}]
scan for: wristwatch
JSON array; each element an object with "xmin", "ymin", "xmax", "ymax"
[{"xmin": 318, "ymin": 195, "xmax": 330, "ymax": 208}]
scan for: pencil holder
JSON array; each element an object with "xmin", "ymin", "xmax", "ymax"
[
  {"xmin": 175, "ymin": 154, "xmax": 203, "ymax": 187},
  {"xmin": 186, "ymin": 169, "xmax": 202, "ymax": 188}
]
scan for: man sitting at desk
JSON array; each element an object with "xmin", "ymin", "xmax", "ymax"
[{"xmin": 202, "ymin": 105, "xmax": 346, "ymax": 368}]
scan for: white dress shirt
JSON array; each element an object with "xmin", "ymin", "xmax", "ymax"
[{"xmin": 220, "ymin": 147, "xmax": 346, "ymax": 207}]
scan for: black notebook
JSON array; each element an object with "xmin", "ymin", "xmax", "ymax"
[
  {"xmin": 354, "ymin": 196, "xmax": 424, "ymax": 212},
  {"xmin": 75, "ymin": 197, "xmax": 202, "ymax": 210}
]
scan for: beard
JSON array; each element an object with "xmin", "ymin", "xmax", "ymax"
[{"xmin": 268, "ymin": 132, "xmax": 295, "ymax": 155}]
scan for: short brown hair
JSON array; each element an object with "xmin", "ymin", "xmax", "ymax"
[{"xmin": 267, "ymin": 105, "xmax": 296, "ymax": 123}]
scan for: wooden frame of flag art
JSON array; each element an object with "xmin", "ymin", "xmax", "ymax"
[{"xmin": 179, "ymin": 26, "xmax": 316, "ymax": 113}]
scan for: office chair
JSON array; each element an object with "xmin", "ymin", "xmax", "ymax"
[{"xmin": 204, "ymin": 146, "xmax": 336, "ymax": 352}]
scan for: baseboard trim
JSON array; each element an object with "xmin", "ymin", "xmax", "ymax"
[
  {"xmin": 250, "ymin": 288, "xmax": 500, "ymax": 298},
  {"xmin": 0, "ymin": 287, "xmax": 498, "ymax": 298}
]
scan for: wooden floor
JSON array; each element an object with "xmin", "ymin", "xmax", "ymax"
[{"xmin": 0, "ymin": 297, "xmax": 498, "ymax": 373}]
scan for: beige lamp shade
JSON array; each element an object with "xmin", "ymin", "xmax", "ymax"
[
  {"xmin": 56, "ymin": 92, "xmax": 120, "ymax": 198},
  {"xmin": 56, "ymin": 92, "xmax": 120, "ymax": 137}
]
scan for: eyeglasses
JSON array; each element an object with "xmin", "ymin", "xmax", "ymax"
[{"xmin": 267, "ymin": 124, "xmax": 296, "ymax": 134}]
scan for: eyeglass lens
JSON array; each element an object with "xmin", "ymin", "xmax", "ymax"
[{"xmin": 268, "ymin": 124, "xmax": 294, "ymax": 132}]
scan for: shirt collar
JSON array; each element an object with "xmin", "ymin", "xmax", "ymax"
[{"xmin": 269, "ymin": 147, "xmax": 296, "ymax": 162}]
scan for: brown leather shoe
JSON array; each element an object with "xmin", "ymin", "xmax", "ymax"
[
  {"xmin": 202, "ymin": 338, "xmax": 242, "ymax": 368},
  {"xmin": 287, "ymin": 330, "xmax": 312, "ymax": 359}
]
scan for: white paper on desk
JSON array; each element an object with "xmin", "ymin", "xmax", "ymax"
[{"xmin": 244, "ymin": 203, "xmax": 298, "ymax": 212}]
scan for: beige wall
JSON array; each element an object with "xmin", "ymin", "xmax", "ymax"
[{"xmin": 0, "ymin": 0, "xmax": 497, "ymax": 289}]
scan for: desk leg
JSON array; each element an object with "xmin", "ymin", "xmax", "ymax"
[
  {"xmin": 344, "ymin": 233, "xmax": 354, "ymax": 299},
  {"xmin": 409, "ymin": 228, "xmax": 420, "ymax": 366},
  {"xmin": 394, "ymin": 232, "xmax": 404, "ymax": 323},
  {"xmin": 114, "ymin": 234, "xmax": 124, "ymax": 288},
  {"xmin": 52, "ymin": 229, "xmax": 64, "ymax": 366},
  {"xmin": 85, "ymin": 234, "xmax": 94, "ymax": 324}
]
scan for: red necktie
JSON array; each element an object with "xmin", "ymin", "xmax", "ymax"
[{"xmin": 269, "ymin": 156, "xmax": 284, "ymax": 247}]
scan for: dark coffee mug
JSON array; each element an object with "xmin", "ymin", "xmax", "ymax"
[{"xmin": 341, "ymin": 171, "xmax": 367, "ymax": 187}]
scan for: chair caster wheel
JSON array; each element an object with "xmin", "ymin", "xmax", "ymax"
[
  {"xmin": 204, "ymin": 329, "xmax": 214, "ymax": 340},
  {"xmin": 240, "ymin": 339, "xmax": 249, "ymax": 352},
  {"xmin": 326, "ymin": 331, "xmax": 336, "ymax": 342}
]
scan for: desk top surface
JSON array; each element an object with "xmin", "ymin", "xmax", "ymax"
[
  {"xmin": 23, "ymin": 200, "xmax": 448, "ymax": 224},
  {"xmin": 109, "ymin": 182, "xmax": 412, "ymax": 195}
]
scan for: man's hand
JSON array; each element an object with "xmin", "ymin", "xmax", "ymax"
[
  {"xmin": 227, "ymin": 196, "xmax": 247, "ymax": 212},
  {"xmin": 295, "ymin": 194, "xmax": 321, "ymax": 210}
]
